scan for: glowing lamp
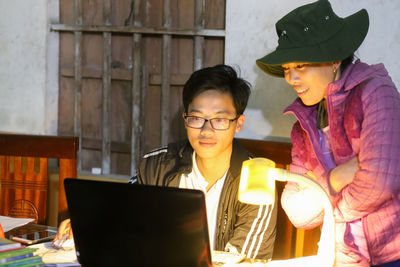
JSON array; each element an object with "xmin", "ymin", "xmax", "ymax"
[{"xmin": 238, "ymin": 158, "xmax": 335, "ymax": 267}]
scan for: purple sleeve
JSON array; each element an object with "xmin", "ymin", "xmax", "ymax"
[{"xmin": 335, "ymin": 81, "xmax": 400, "ymax": 222}]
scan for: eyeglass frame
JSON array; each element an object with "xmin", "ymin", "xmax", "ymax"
[{"xmin": 183, "ymin": 114, "xmax": 241, "ymax": 130}]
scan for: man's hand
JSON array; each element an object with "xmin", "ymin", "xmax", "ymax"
[
  {"xmin": 329, "ymin": 156, "xmax": 359, "ymax": 193},
  {"xmin": 52, "ymin": 218, "xmax": 74, "ymax": 248}
]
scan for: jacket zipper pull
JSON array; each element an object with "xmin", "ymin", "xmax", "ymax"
[{"xmin": 222, "ymin": 211, "xmax": 228, "ymax": 236}]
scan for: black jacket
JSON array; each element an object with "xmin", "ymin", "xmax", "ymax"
[{"xmin": 131, "ymin": 139, "xmax": 277, "ymax": 260}]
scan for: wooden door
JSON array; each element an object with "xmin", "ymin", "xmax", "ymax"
[{"xmin": 53, "ymin": 0, "xmax": 225, "ymax": 177}]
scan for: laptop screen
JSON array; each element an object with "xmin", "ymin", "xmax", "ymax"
[{"xmin": 64, "ymin": 178, "xmax": 212, "ymax": 267}]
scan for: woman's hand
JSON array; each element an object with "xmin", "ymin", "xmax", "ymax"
[
  {"xmin": 52, "ymin": 218, "xmax": 74, "ymax": 248},
  {"xmin": 329, "ymin": 156, "xmax": 359, "ymax": 193}
]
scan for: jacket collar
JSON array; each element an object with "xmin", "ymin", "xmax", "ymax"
[
  {"xmin": 166, "ymin": 138, "xmax": 250, "ymax": 183},
  {"xmin": 166, "ymin": 140, "xmax": 193, "ymax": 174},
  {"xmin": 230, "ymin": 139, "xmax": 252, "ymax": 179},
  {"xmin": 326, "ymin": 59, "xmax": 388, "ymax": 96}
]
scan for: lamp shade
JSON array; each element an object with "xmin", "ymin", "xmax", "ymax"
[{"xmin": 238, "ymin": 158, "xmax": 276, "ymax": 205}]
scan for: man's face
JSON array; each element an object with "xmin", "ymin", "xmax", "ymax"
[{"xmin": 184, "ymin": 89, "xmax": 245, "ymax": 161}]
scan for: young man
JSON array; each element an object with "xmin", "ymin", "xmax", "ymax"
[
  {"xmin": 54, "ymin": 65, "xmax": 276, "ymax": 260},
  {"xmin": 130, "ymin": 65, "xmax": 277, "ymax": 260}
]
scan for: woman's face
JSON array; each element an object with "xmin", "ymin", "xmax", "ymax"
[{"xmin": 282, "ymin": 62, "xmax": 339, "ymax": 106}]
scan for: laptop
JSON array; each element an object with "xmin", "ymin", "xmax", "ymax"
[{"xmin": 64, "ymin": 178, "xmax": 212, "ymax": 267}]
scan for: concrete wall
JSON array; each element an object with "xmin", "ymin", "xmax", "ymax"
[
  {"xmin": 0, "ymin": 0, "xmax": 58, "ymax": 135},
  {"xmin": 0, "ymin": 0, "xmax": 399, "ymax": 140},
  {"xmin": 227, "ymin": 0, "xmax": 400, "ymax": 140}
]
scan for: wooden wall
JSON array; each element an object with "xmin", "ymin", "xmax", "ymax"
[{"xmin": 53, "ymin": 0, "xmax": 225, "ymax": 176}]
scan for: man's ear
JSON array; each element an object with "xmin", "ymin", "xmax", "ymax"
[{"xmin": 235, "ymin": 114, "xmax": 245, "ymax": 133}]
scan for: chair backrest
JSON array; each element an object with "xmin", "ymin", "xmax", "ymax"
[
  {"xmin": 0, "ymin": 133, "xmax": 79, "ymax": 225},
  {"xmin": 236, "ymin": 138, "xmax": 321, "ymax": 260}
]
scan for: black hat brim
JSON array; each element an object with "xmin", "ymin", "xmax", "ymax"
[{"xmin": 256, "ymin": 9, "xmax": 369, "ymax": 77}]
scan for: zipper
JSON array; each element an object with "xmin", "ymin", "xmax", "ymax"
[{"xmin": 222, "ymin": 211, "xmax": 228, "ymax": 236}]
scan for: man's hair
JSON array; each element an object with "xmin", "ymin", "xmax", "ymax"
[{"xmin": 182, "ymin": 64, "xmax": 251, "ymax": 115}]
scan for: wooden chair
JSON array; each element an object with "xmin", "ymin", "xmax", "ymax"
[
  {"xmin": 0, "ymin": 133, "xmax": 79, "ymax": 225},
  {"xmin": 236, "ymin": 138, "xmax": 320, "ymax": 260}
]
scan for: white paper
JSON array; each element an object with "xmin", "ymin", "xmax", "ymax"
[
  {"xmin": 29, "ymin": 241, "xmax": 79, "ymax": 266},
  {"xmin": 0, "ymin": 215, "xmax": 34, "ymax": 232}
]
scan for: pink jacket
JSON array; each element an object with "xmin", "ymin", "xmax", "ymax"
[{"xmin": 282, "ymin": 60, "xmax": 400, "ymax": 266}]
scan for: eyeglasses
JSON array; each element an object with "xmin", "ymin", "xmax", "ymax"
[{"xmin": 184, "ymin": 115, "xmax": 240, "ymax": 130}]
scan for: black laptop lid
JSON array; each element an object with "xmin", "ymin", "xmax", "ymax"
[{"xmin": 64, "ymin": 178, "xmax": 212, "ymax": 267}]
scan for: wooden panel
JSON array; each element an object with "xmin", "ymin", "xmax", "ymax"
[
  {"xmin": 131, "ymin": 32, "xmax": 143, "ymax": 174},
  {"xmin": 161, "ymin": 34, "xmax": 171, "ymax": 146},
  {"xmin": 81, "ymin": 146, "xmax": 101, "ymax": 173},
  {"xmin": 111, "ymin": 152, "xmax": 130, "ymax": 175},
  {"xmin": 144, "ymin": 85, "xmax": 162, "ymax": 152},
  {"xmin": 111, "ymin": 81, "xmax": 132, "ymax": 142},
  {"xmin": 60, "ymin": 0, "xmax": 74, "ymax": 25},
  {"xmin": 82, "ymin": 33, "xmax": 103, "ymax": 67},
  {"xmin": 205, "ymin": 0, "xmax": 225, "ymax": 29},
  {"xmin": 144, "ymin": 36, "xmax": 162, "ymax": 74},
  {"xmin": 59, "ymin": 33, "xmax": 74, "ymax": 67},
  {"xmin": 82, "ymin": 0, "xmax": 103, "ymax": 25},
  {"xmin": 168, "ymin": 85, "xmax": 186, "ymax": 143},
  {"xmin": 112, "ymin": 0, "xmax": 132, "ymax": 26},
  {"xmin": 73, "ymin": 29, "xmax": 83, "ymax": 170},
  {"xmin": 203, "ymin": 0, "xmax": 224, "ymax": 67},
  {"xmin": 174, "ymin": 37, "xmax": 194, "ymax": 71},
  {"xmin": 102, "ymin": 30, "xmax": 112, "ymax": 174},
  {"xmin": 58, "ymin": 77, "xmax": 75, "ymax": 136},
  {"xmin": 146, "ymin": 0, "xmax": 163, "ymax": 28},
  {"xmin": 56, "ymin": 0, "xmax": 226, "ymax": 175},
  {"xmin": 111, "ymin": 35, "xmax": 132, "ymax": 71},
  {"xmin": 204, "ymin": 37, "xmax": 224, "ymax": 67},
  {"xmin": 81, "ymin": 79, "xmax": 102, "ymax": 139},
  {"xmin": 194, "ymin": 0, "xmax": 204, "ymax": 70}
]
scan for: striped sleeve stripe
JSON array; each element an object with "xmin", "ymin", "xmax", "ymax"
[
  {"xmin": 246, "ymin": 205, "xmax": 270, "ymax": 258},
  {"xmin": 253, "ymin": 202, "xmax": 274, "ymax": 258},
  {"xmin": 129, "ymin": 177, "xmax": 137, "ymax": 184},
  {"xmin": 241, "ymin": 205, "xmax": 265, "ymax": 255},
  {"xmin": 143, "ymin": 147, "xmax": 168, "ymax": 158},
  {"xmin": 240, "ymin": 204, "xmax": 273, "ymax": 259}
]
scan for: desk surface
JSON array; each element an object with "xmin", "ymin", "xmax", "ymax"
[{"xmin": 5, "ymin": 224, "xmax": 271, "ymax": 266}]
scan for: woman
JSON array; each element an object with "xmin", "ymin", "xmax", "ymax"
[{"xmin": 256, "ymin": 0, "xmax": 400, "ymax": 266}]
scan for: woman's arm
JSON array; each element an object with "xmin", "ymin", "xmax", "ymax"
[
  {"xmin": 335, "ymin": 83, "xmax": 400, "ymax": 222},
  {"xmin": 329, "ymin": 156, "xmax": 359, "ymax": 193}
]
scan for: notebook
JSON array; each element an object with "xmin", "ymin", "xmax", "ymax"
[{"xmin": 64, "ymin": 178, "xmax": 212, "ymax": 267}]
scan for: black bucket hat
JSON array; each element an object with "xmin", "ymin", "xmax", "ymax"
[{"xmin": 256, "ymin": 0, "xmax": 369, "ymax": 77}]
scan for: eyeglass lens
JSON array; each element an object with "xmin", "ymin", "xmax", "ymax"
[{"xmin": 185, "ymin": 116, "xmax": 232, "ymax": 130}]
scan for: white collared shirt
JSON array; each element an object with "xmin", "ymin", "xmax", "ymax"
[{"xmin": 179, "ymin": 152, "xmax": 227, "ymax": 250}]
